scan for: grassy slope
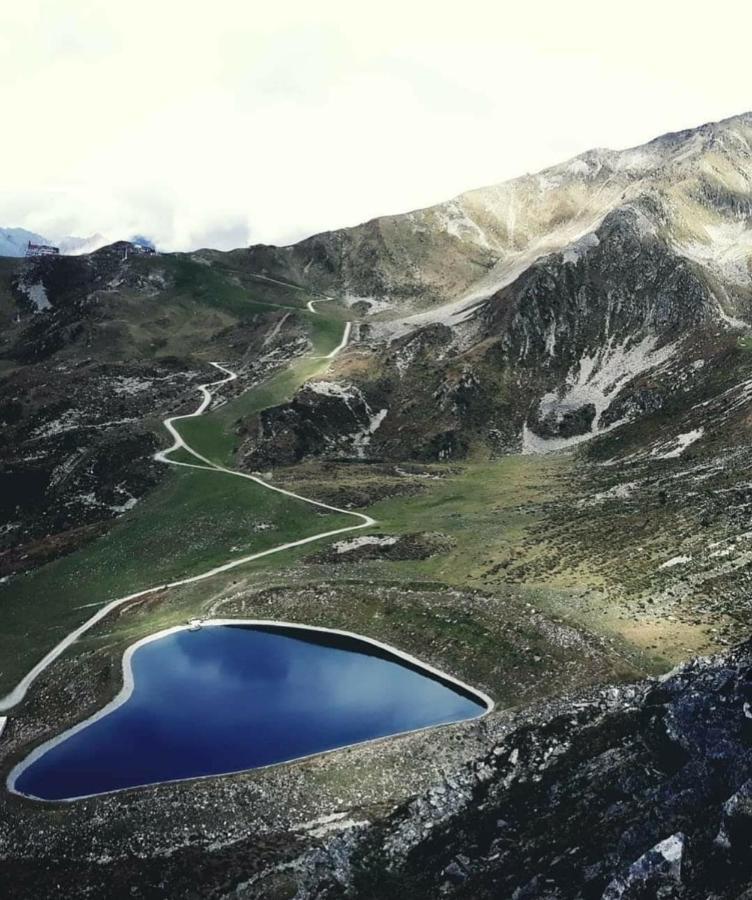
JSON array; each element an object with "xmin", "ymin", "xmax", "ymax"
[
  {"xmin": 104, "ymin": 255, "xmax": 345, "ymax": 364},
  {"xmin": 0, "ymin": 465, "xmax": 353, "ymax": 693},
  {"xmin": 67, "ymin": 451, "xmax": 638, "ymax": 712},
  {"xmin": 178, "ymin": 313, "xmax": 345, "ymax": 465},
  {"xmin": 279, "ymin": 453, "xmax": 717, "ymax": 675},
  {"xmin": 0, "ymin": 281, "xmax": 355, "ymax": 696}
]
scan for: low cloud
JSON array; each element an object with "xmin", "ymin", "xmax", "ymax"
[{"xmin": 2, "ymin": 2, "xmax": 751, "ymax": 251}]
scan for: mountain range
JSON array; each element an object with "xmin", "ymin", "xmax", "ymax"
[
  {"xmin": 3, "ymin": 112, "xmax": 752, "ymax": 898},
  {"xmin": 236, "ymin": 112, "xmax": 752, "ymax": 467}
]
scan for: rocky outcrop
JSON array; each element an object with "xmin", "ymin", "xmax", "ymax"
[
  {"xmin": 484, "ymin": 206, "xmax": 712, "ymax": 371},
  {"xmin": 310, "ymin": 532, "xmax": 455, "ymax": 564},
  {"xmin": 528, "ymin": 400, "xmax": 596, "ymax": 439},
  {"xmin": 299, "ymin": 641, "xmax": 752, "ymax": 899},
  {"xmin": 241, "ymin": 380, "xmax": 390, "ymax": 467},
  {"xmin": 0, "ymin": 359, "xmax": 195, "ymax": 576}
]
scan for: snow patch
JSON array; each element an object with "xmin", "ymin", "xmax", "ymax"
[
  {"xmin": 523, "ymin": 335, "xmax": 678, "ymax": 454},
  {"xmin": 652, "ymin": 428, "xmax": 704, "ymax": 459},
  {"xmin": 18, "ymin": 279, "xmax": 50, "ymax": 312},
  {"xmin": 333, "ymin": 535, "xmax": 398, "ymax": 554},
  {"xmin": 543, "ymin": 321, "xmax": 557, "ymax": 357},
  {"xmin": 562, "ymin": 232, "xmax": 600, "ymax": 265},
  {"xmin": 659, "ymin": 555, "xmax": 692, "ymax": 570},
  {"xmin": 351, "ymin": 407, "xmax": 388, "ymax": 457}
]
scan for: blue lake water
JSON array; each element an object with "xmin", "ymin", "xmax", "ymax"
[{"xmin": 13, "ymin": 624, "xmax": 487, "ymax": 801}]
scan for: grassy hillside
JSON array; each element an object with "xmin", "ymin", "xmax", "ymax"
[{"xmin": 0, "ymin": 289, "xmax": 356, "ymax": 696}]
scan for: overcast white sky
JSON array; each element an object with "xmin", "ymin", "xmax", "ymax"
[{"xmin": 2, "ymin": 0, "xmax": 751, "ymax": 251}]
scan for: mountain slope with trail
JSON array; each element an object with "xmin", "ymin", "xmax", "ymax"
[
  {"xmin": 0, "ymin": 314, "xmax": 370, "ymax": 712},
  {"xmin": 6, "ymin": 112, "xmax": 752, "ymax": 900}
]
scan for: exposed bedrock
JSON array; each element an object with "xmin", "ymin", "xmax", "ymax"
[
  {"xmin": 299, "ymin": 641, "xmax": 752, "ymax": 899},
  {"xmin": 486, "ymin": 205, "xmax": 713, "ymax": 368},
  {"xmin": 240, "ymin": 380, "xmax": 390, "ymax": 468}
]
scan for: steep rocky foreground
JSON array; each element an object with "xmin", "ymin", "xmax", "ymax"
[{"xmin": 297, "ymin": 642, "xmax": 752, "ymax": 900}]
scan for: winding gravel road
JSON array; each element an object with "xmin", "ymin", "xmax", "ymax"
[{"xmin": 0, "ymin": 320, "xmax": 373, "ymax": 713}]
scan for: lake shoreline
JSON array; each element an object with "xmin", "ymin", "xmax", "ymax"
[{"xmin": 8, "ymin": 618, "xmax": 493, "ymax": 803}]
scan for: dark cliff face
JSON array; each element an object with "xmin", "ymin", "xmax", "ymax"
[
  {"xmin": 301, "ymin": 642, "xmax": 752, "ymax": 899},
  {"xmin": 483, "ymin": 207, "xmax": 713, "ymax": 371},
  {"xmin": 241, "ymin": 382, "xmax": 383, "ymax": 468}
]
